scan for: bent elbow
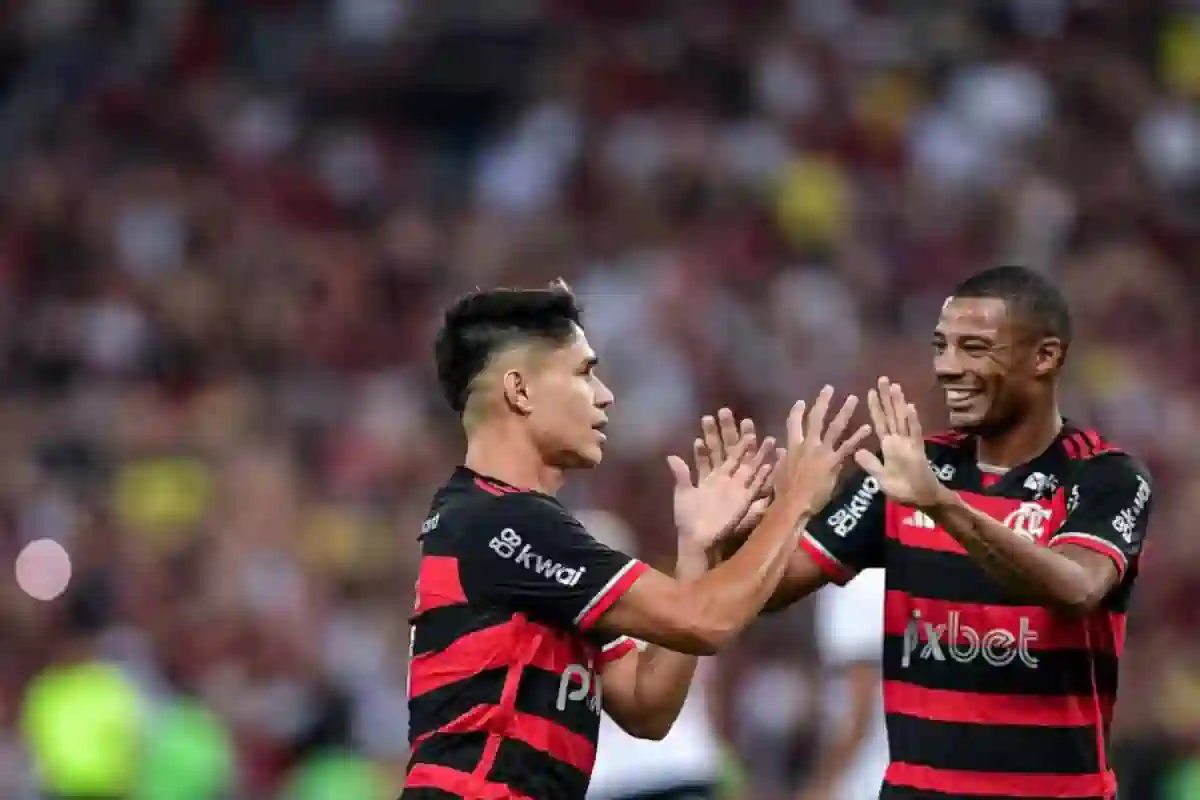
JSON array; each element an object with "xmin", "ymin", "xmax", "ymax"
[
  {"xmin": 629, "ymin": 717, "xmax": 673, "ymax": 741},
  {"xmin": 1055, "ymin": 580, "xmax": 1107, "ymax": 619}
]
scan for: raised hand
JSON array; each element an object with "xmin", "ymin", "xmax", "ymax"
[
  {"xmin": 667, "ymin": 417, "xmax": 777, "ymax": 551},
  {"xmin": 695, "ymin": 410, "xmax": 784, "ymax": 535},
  {"xmin": 773, "ymin": 386, "xmax": 872, "ymax": 516},
  {"xmin": 853, "ymin": 377, "xmax": 942, "ymax": 507}
]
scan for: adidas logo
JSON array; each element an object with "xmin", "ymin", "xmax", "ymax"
[{"xmin": 903, "ymin": 510, "xmax": 936, "ymax": 529}]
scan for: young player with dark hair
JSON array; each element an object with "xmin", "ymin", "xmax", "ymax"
[
  {"xmin": 403, "ymin": 281, "xmax": 870, "ymax": 798},
  {"xmin": 710, "ymin": 266, "xmax": 1152, "ymax": 799}
]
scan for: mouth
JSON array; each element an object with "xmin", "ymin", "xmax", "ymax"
[
  {"xmin": 943, "ymin": 388, "xmax": 984, "ymax": 411},
  {"xmin": 593, "ymin": 420, "xmax": 608, "ymax": 443}
]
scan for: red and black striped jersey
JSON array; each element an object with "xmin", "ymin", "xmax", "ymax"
[
  {"xmin": 403, "ymin": 467, "xmax": 647, "ymax": 799},
  {"xmin": 800, "ymin": 425, "xmax": 1153, "ymax": 800}
]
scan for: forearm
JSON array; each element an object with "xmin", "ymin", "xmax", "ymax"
[
  {"xmin": 691, "ymin": 495, "xmax": 812, "ymax": 643},
  {"xmin": 921, "ymin": 486, "xmax": 1095, "ymax": 613}
]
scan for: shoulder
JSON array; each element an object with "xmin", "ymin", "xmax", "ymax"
[
  {"xmin": 452, "ymin": 490, "xmax": 584, "ymax": 537},
  {"xmin": 1067, "ymin": 448, "xmax": 1153, "ymax": 491}
]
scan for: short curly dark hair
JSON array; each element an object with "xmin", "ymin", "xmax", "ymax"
[
  {"xmin": 434, "ymin": 280, "xmax": 583, "ymax": 415},
  {"xmin": 952, "ymin": 265, "xmax": 1073, "ymax": 361}
]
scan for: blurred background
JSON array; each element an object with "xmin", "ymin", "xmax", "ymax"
[{"xmin": 0, "ymin": 0, "xmax": 1199, "ymax": 798}]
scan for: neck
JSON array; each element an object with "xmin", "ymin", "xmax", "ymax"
[
  {"xmin": 464, "ymin": 422, "xmax": 566, "ymax": 495},
  {"xmin": 975, "ymin": 404, "xmax": 1063, "ymax": 469}
]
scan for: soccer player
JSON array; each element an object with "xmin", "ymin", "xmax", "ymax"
[
  {"xmin": 708, "ymin": 266, "xmax": 1153, "ymax": 799},
  {"xmin": 403, "ymin": 283, "xmax": 870, "ymax": 798}
]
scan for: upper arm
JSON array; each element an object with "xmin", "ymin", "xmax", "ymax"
[
  {"xmin": 1049, "ymin": 453, "xmax": 1153, "ymax": 589},
  {"xmin": 799, "ymin": 466, "xmax": 888, "ymax": 584},
  {"xmin": 456, "ymin": 494, "xmax": 649, "ymax": 632},
  {"xmin": 764, "ymin": 467, "xmax": 888, "ymax": 612}
]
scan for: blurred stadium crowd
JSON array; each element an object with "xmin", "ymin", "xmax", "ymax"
[{"xmin": 1, "ymin": 0, "xmax": 1200, "ymax": 797}]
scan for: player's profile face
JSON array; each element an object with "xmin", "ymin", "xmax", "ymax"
[
  {"xmin": 525, "ymin": 325, "xmax": 613, "ymax": 470},
  {"xmin": 932, "ymin": 297, "xmax": 1034, "ymax": 433}
]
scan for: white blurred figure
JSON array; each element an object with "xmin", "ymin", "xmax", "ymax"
[
  {"xmin": 579, "ymin": 510, "xmax": 724, "ymax": 800},
  {"xmin": 796, "ymin": 569, "xmax": 888, "ymax": 800}
]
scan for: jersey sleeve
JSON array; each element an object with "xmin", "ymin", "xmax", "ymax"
[
  {"xmin": 457, "ymin": 493, "xmax": 650, "ymax": 632},
  {"xmin": 799, "ymin": 466, "xmax": 887, "ymax": 585},
  {"xmin": 1048, "ymin": 453, "xmax": 1153, "ymax": 581}
]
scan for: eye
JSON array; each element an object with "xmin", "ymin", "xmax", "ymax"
[
  {"xmin": 961, "ymin": 342, "xmax": 990, "ymax": 357},
  {"xmin": 931, "ymin": 340, "xmax": 946, "ymax": 354}
]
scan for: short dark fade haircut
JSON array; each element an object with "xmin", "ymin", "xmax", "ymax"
[
  {"xmin": 952, "ymin": 265, "xmax": 1073, "ymax": 353},
  {"xmin": 434, "ymin": 280, "xmax": 583, "ymax": 415}
]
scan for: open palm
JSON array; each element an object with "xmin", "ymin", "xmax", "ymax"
[
  {"xmin": 853, "ymin": 377, "xmax": 943, "ymax": 508},
  {"xmin": 668, "ymin": 422, "xmax": 776, "ymax": 550}
]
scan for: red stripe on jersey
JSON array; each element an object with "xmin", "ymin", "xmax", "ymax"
[
  {"xmin": 888, "ymin": 514, "xmax": 967, "ymax": 555},
  {"xmin": 1067, "ymin": 433, "xmax": 1093, "ymax": 459},
  {"xmin": 883, "ymin": 592, "xmax": 1125, "ymax": 655},
  {"xmin": 404, "ymin": 763, "xmax": 534, "ymax": 799},
  {"xmin": 418, "ymin": 703, "xmax": 597, "ymax": 775},
  {"xmin": 410, "ymin": 618, "xmax": 599, "ymax": 698},
  {"xmin": 1061, "ymin": 436, "xmax": 1078, "ymax": 459},
  {"xmin": 886, "ymin": 761, "xmax": 1116, "ymax": 798},
  {"xmin": 474, "ymin": 478, "xmax": 508, "ymax": 496},
  {"xmin": 883, "ymin": 681, "xmax": 1113, "ymax": 728},
  {"xmin": 414, "ymin": 556, "xmax": 466, "ymax": 614},
  {"xmin": 798, "ymin": 534, "xmax": 854, "ymax": 585},
  {"xmin": 1083, "ymin": 430, "xmax": 1103, "ymax": 452},
  {"xmin": 1050, "ymin": 534, "xmax": 1129, "ymax": 581},
  {"xmin": 576, "ymin": 561, "xmax": 649, "ymax": 630},
  {"xmin": 599, "ymin": 637, "xmax": 639, "ymax": 669}
]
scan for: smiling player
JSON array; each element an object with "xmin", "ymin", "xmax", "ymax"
[{"xmin": 709, "ymin": 266, "xmax": 1152, "ymax": 799}]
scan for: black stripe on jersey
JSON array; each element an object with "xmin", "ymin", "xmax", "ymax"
[
  {"xmin": 408, "ymin": 731, "xmax": 489, "ymax": 775},
  {"xmin": 885, "ymin": 545, "xmax": 1134, "ymax": 612},
  {"xmin": 411, "ymin": 603, "xmax": 514, "ymax": 657},
  {"xmin": 516, "ymin": 668, "xmax": 602, "ymax": 740},
  {"xmin": 409, "ymin": 670, "xmax": 505, "ymax": 738},
  {"xmin": 886, "ymin": 714, "xmax": 1104, "ymax": 774},
  {"xmin": 486, "ymin": 737, "xmax": 590, "ymax": 799},
  {"xmin": 882, "ymin": 635, "xmax": 1119, "ymax": 697},
  {"xmin": 880, "ymin": 787, "xmax": 1105, "ymax": 800}
]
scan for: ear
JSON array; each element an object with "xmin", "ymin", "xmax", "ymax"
[
  {"xmin": 1033, "ymin": 337, "xmax": 1064, "ymax": 377},
  {"xmin": 501, "ymin": 368, "xmax": 534, "ymax": 415}
]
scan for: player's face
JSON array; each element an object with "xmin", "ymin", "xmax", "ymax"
[
  {"xmin": 525, "ymin": 326, "xmax": 614, "ymax": 469},
  {"xmin": 933, "ymin": 297, "xmax": 1042, "ymax": 434}
]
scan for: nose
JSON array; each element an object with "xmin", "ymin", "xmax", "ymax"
[
  {"xmin": 595, "ymin": 377, "xmax": 614, "ymax": 409},
  {"xmin": 934, "ymin": 346, "xmax": 966, "ymax": 384}
]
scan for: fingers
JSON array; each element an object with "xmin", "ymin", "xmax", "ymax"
[
  {"xmin": 866, "ymin": 388, "xmax": 889, "ymax": 436},
  {"xmin": 889, "ymin": 381, "xmax": 911, "ymax": 438},
  {"xmin": 747, "ymin": 462, "xmax": 774, "ymax": 499},
  {"xmin": 738, "ymin": 436, "xmax": 776, "ymax": 487},
  {"xmin": 700, "ymin": 415, "xmax": 722, "ymax": 472},
  {"xmin": 666, "ymin": 455, "xmax": 693, "ymax": 488},
  {"xmin": 805, "ymin": 385, "xmax": 834, "ymax": 446},
  {"xmin": 823, "ymin": 393, "xmax": 859, "ymax": 445},
  {"xmin": 906, "ymin": 403, "xmax": 923, "ymax": 440},
  {"xmin": 786, "ymin": 399, "xmax": 807, "ymax": 447},
  {"xmin": 718, "ymin": 408, "xmax": 741, "ymax": 454},
  {"xmin": 693, "ymin": 438, "xmax": 712, "ymax": 481},
  {"xmin": 854, "ymin": 449, "xmax": 885, "ymax": 476},
  {"xmin": 835, "ymin": 424, "xmax": 874, "ymax": 461}
]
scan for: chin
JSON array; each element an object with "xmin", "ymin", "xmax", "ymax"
[
  {"xmin": 947, "ymin": 410, "xmax": 987, "ymax": 431},
  {"xmin": 558, "ymin": 446, "xmax": 604, "ymax": 470}
]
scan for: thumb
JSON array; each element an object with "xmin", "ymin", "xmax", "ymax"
[
  {"xmin": 854, "ymin": 449, "xmax": 886, "ymax": 477},
  {"xmin": 666, "ymin": 455, "xmax": 693, "ymax": 488}
]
